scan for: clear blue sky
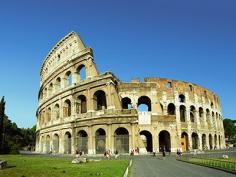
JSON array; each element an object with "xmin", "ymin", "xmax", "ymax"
[{"xmin": 0, "ymin": 0, "xmax": 235, "ymax": 128}]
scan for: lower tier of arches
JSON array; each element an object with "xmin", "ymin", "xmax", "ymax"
[{"xmin": 36, "ymin": 124, "xmax": 226, "ymax": 155}]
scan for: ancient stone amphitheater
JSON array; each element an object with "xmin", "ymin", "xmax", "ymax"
[{"xmin": 35, "ymin": 32, "xmax": 225, "ymax": 155}]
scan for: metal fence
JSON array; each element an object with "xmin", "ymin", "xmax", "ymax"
[{"xmin": 180, "ymin": 148, "xmax": 236, "ymax": 173}]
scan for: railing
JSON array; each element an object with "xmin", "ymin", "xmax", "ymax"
[{"xmin": 179, "ymin": 156, "xmax": 236, "ymax": 173}]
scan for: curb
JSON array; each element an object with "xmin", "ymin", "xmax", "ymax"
[{"xmin": 123, "ymin": 159, "xmax": 133, "ymax": 177}]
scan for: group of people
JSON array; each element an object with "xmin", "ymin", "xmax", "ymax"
[{"xmin": 130, "ymin": 147, "xmax": 140, "ymax": 156}]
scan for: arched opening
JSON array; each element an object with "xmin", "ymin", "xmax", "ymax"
[
  {"xmin": 219, "ymin": 135, "xmax": 221, "ymax": 149},
  {"xmin": 53, "ymin": 134, "xmax": 59, "ymax": 153},
  {"xmin": 202, "ymin": 134, "xmax": 207, "ymax": 150},
  {"xmin": 64, "ymin": 132, "xmax": 71, "ymax": 154},
  {"xmin": 54, "ymin": 104, "xmax": 60, "ymax": 119},
  {"xmin": 41, "ymin": 136, "xmax": 45, "ymax": 152},
  {"xmin": 46, "ymin": 135, "xmax": 50, "ymax": 153},
  {"xmin": 63, "ymin": 99, "xmax": 71, "ymax": 117},
  {"xmin": 181, "ymin": 132, "xmax": 189, "ymax": 152},
  {"xmin": 77, "ymin": 95, "xmax": 87, "ymax": 114},
  {"xmin": 211, "ymin": 102, "xmax": 214, "ymax": 109},
  {"xmin": 209, "ymin": 134, "xmax": 213, "ymax": 150},
  {"xmin": 44, "ymin": 88, "xmax": 48, "ymax": 99},
  {"xmin": 192, "ymin": 133, "xmax": 199, "ymax": 149},
  {"xmin": 167, "ymin": 103, "xmax": 175, "ymax": 115},
  {"xmin": 95, "ymin": 128, "xmax": 106, "ymax": 154},
  {"xmin": 77, "ymin": 130, "xmax": 88, "ymax": 154},
  {"xmin": 199, "ymin": 107, "xmax": 204, "ymax": 122},
  {"xmin": 47, "ymin": 107, "xmax": 51, "ymax": 122},
  {"xmin": 122, "ymin": 97, "xmax": 132, "ymax": 109},
  {"xmin": 93, "ymin": 90, "xmax": 107, "ymax": 110},
  {"xmin": 114, "ymin": 128, "xmax": 129, "ymax": 153},
  {"xmin": 190, "ymin": 106, "xmax": 196, "ymax": 123},
  {"xmin": 214, "ymin": 134, "xmax": 217, "ymax": 149},
  {"xmin": 180, "ymin": 105, "xmax": 186, "ymax": 122},
  {"xmin": 159, "ymin": 130, "xmax": 171, "ymax": 152},
  {"xmin": 137, "ymin": 96, "xmax": 151, "ymax": 112},
  {"xmin": 48, "ymin": 83, "xmax": 53, "ymax": 96},
  {"xmin": 139, "ymin": 130, "xmax": 153, "ymax": 152},
  {"xmin": 65, "ymin": 71, "xmax": 72, "ymax": 87},
  {"xmin": 206, "ymin": 109, "xmax": 210, "ymax": 122},
  {"xmin": 212, "ymin": 112, "xmax": 215, "ymax": 121},
  {"xmin": 179, "ymin": 94, "xmax": 185, "ymax": 103},
  {"xmin": 55, "ymin": 77, "xmax": 61, "ymax": 92},
  {"xmin": 77, "ymin": 65, "xmax": 86, "ymax": 82}
]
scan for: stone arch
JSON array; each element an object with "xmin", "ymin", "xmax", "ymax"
[
  {"xmin": 212, "ymin": 112, "xmax": 215, "ymax": 121},
  {"xmin": 93, "ymin": 90, "xmax": 107, "ymax": 110},
  {"xmin": 159, "ymin": 130, "xmax": 171, "ymax": 152},
  {"xmin": 95, "ymin": 128, "xmax": 106, "ymax": 154},
  {"xmin": 137, "ymin": 96, "xmax": 151, "ymax": 112},
  {"xmin": 77, "ymin": 130, "xmax": 88, "ymax": 154},
  {"xmin": 63, "ymin": 99, "xmax": 71, "ymax": 117},
  {"xmin": 139, "ymin": 130, "xmax": 153, "ymax": 152},
  {"xmin": 53, "ymin": 134, "xmax": 59, "ymax": 153},
  {"xmin": 179, "ymin": 94, "xmax": 185, "ymax": 103},
  {"xmin": 64, "ymin": 132, "xmax": 72, "ymax": 154},
  {"xmin": 48, "ymin": 83, "xmax": 53, "ymax": 96},
  {"xmin": 47, "ymin": 107, "xmax": 52, "ymax": 122},
  {"xmin": 114, "ymin": 127, "xmax": 129, "ymax": 153},
  {"xmin": 202, "ymin": 134, "xmax": 207, "ymax": 150},
  {"xmin": 206, "ymin": 109, "xmax": 210, "ymax": 121},
  {"xmin": 167, "ymin": 103, "xmax": 175, "ymax": 115},
  {"xmin": 190, "ymin": 106, "xmax": 196, "ymax": 123},
  {"xmin": 181, "ymin": 132, "xmax": 189, "ymax": 152},
  {"xmin": 77, "ymin": 95, "xmax": 87, "ymax": 113},
  {"xmin": 192, "ymin": 132, "xmax": 199, "ymax": 149},
  {"xmin": 41, "ymin": 136, "xmax": 45, "ymax": 152},
  {"xmin": 218, "ymin": 135, "xmax": 221, "ymax": 149},
  {"xmin": 65, "ymin": 71, "xmax": 72, "ymax": 87},
  {"xmin": 46, "ymin": 135, "xmax": 50, "ymax": 153},
  {"xmin": 55, "ymin": 77, "xmax": 61, "ymax": 92},
  {"xmin": 180, "ymin": 105, "xmax": 186, "ymax": 122},
  {"xmin": 54, "ymin": 104, "xmax": 60, "ymax": 119},
  {"xmin": 199, "ymin": 107, "xmax": 204, "ymax": 120},
  {"xmin": 76, "ymin": 64, "xmax": 86, "ymax": 82},
  {"xmin": 209, "ymin": 134, "xmax": 213, "ymax": 150},
  {"xmin": 214, "ymin": 134, "xmax": 217, "ymax": 149},
  {"xmin": 44, "ymin": 87, "xmax": 48, "ymax": 99},
  {"xmin": 122, "ymin": 97, "xmax": 132, "ymax": 109}
]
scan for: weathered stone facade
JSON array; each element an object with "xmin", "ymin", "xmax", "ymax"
[{"xmin": 35, "ymin": 32, "xmax": 225, "ymax": 155}]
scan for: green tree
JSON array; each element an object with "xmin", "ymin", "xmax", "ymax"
[
  {"xmin": 223, "ymin": 119, "xmax": 236, "ymax": 140},
  {"xmin": 0, "ymin": 96, "xmax": 6, "ymax": 153}
]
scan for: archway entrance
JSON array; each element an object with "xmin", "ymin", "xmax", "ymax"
[
  {"xmin": 53, "ymin": 134, "xmax": 59, "ymax": 153},
  {"xmin": 209, "ymin": 134, "xmax": 213, "ymax": 150},
  {"xmin": 192, "ymin": 133, "xmax": 199, "ymax": 150},
  {"xmin": 114, "ymin": 128, "xmax": 129, "ymax": 153},
  {"xmin": 64, "ymin": 132, "xmax": 71, "ymax": 154},
  {"xmin": 95, "ymin": 128, "xmax": 106, "ymax": 154},
  {"xmin": 159, "ymin": 130, "xmax": 171, "ymax": 152},
  {"xmin": 77, "ymin": 130, "xmax": 88, "ymax": 154},
  {"xmin": 46, "ymin": 135, "xmax": 50, "ymax": 153},
  {"xmin": 181, "ymin": 132, "xmax": 188, "ymax": 152},
  {"xmin": 202, "ymin": 134, "xmax": 207, "ymax": 150},
  {"xmin": 139, "ymin": 130, "xmax": 153, "ymax": 152}
]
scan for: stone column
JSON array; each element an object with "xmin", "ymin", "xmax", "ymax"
[
  {"xmin": 59, "ymin": 131, "xmax": 64, "ymax": 154},
  {"xmin": 205, "ymin": 134, "xmax": 210, "ymax": 150},
  {"xmin": 87, "ymin": 88, "xmax": 93, "ymax": 112},
  {"xmin": 88, "ymin": 126, "xmax": 94, "ymax": 154}
]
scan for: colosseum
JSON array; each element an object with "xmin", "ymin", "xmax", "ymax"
[{"xmin": 35, "ymin": 32, "xmax": 226, "ymax": 155}]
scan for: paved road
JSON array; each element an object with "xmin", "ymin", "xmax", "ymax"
[{"xmin": 132, "ymin": 156, "xmax": 235, "ymax": 177}]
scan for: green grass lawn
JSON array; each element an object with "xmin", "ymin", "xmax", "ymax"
[{"xmin": 0, "ymin": 155, "xmax": 129, "ymax": 177}]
